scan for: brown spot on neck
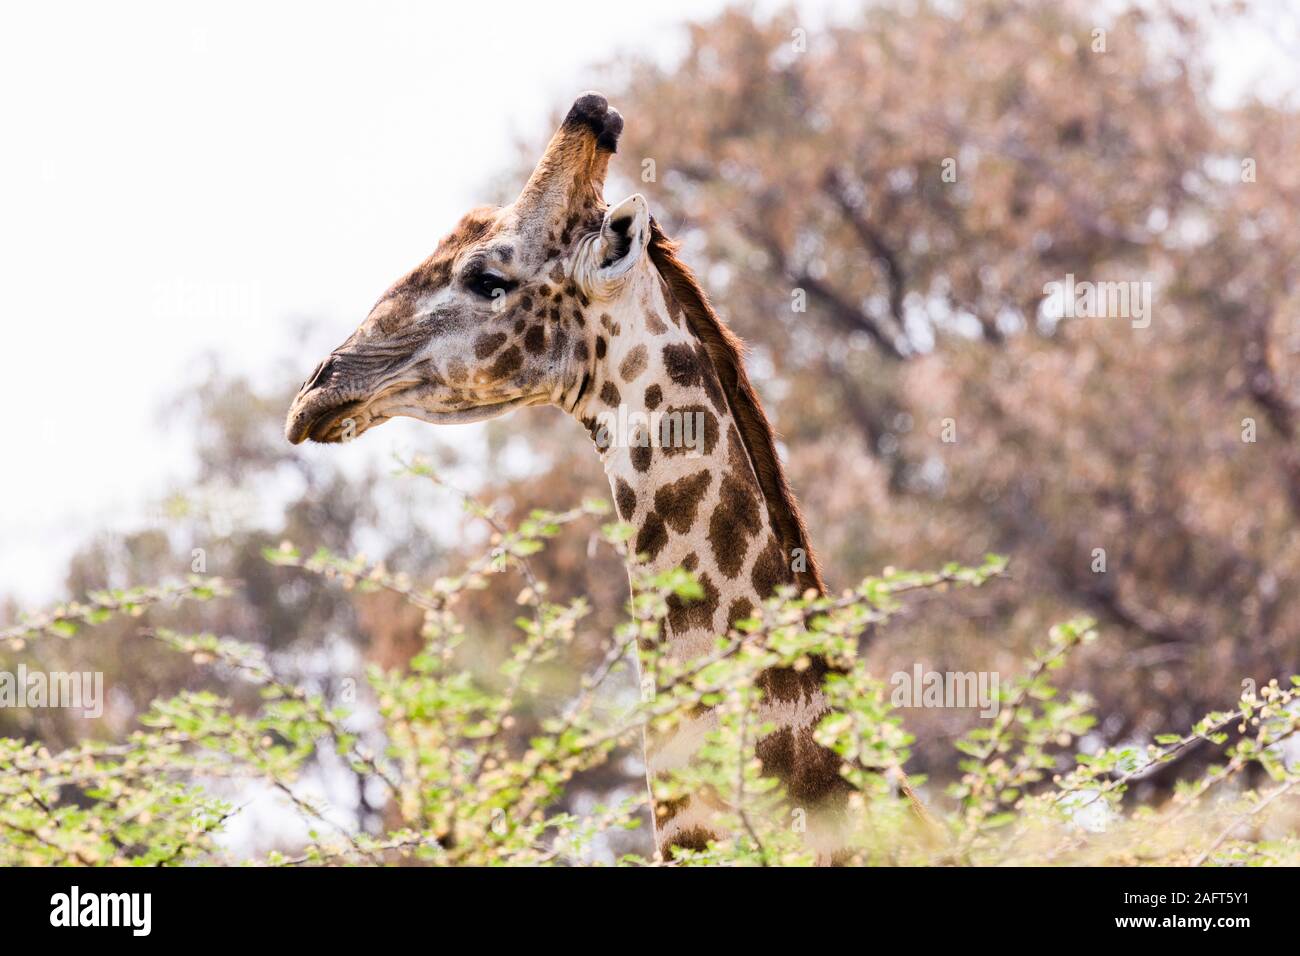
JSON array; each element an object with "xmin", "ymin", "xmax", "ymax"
[
  {"xmin": 653, "ymin": 470, "xmax": 712, "ymax": 534},
  {"xmin": 619, "ymin": 344, "xmax": 649, "ymax": 382},
  {"xmin": 648, "ymin": 221, "xmax": 824, "ymax": 593},
  {"xmin": 615, "ymin": 478, "xmax": 636, "ymax": 520}
]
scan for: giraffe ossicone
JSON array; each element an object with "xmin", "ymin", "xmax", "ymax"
[{"xmin": 285, "ymin": 92, "xmax": 850, "ymax": 860}]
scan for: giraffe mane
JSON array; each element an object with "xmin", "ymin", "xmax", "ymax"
[{"xmin": 646, "ymin": 218, "xmax": 826, "ymax": 595}]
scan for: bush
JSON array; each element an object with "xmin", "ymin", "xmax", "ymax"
[{"xmin": 1, "ymin": 466, "xmax": 1296, "ymax": 866}]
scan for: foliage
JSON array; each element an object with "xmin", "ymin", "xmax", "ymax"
[{"xmin": 2, "ymin": 473, "xmax": 1295, "ymax": 866}]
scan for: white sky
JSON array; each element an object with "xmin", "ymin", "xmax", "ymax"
[
  {"xmin": 0, "ymin": 0, "xmax": 1293, "ymax": 603},
  {"xmin": 0, "ymin": 0, "xmax": 757, "ymax": 601}
]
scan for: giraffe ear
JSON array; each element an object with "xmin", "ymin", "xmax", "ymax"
[{"xmin": 594, "ymin": 194, "xmax": 650, "ymax": 279}]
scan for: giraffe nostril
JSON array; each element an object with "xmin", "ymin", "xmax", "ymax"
[{"xmin": 303, "ymin": 357, "xmax": 337, "ymax": 393}]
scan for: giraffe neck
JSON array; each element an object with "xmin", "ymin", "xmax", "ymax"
[
  {"xmin": 574, "ymin": 266, "xmax": 794, "ymax": 662},
  {"xmin": 569, "ymin": 254, "xmax": 846, "ymax": 856}
]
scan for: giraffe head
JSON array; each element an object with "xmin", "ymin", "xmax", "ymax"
[{"xmin": 285, "ymin": 93, "xmax": 652, "ymax": 445}]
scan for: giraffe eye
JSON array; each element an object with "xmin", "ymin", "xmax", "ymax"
[{"xmin": 466, "ymin": 271, "xmax": 515, "ymax": 300}]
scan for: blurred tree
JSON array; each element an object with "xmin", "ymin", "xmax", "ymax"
[{"xmin": 488, "ymin": 0, "xmax": 1300, "ymax": 789}]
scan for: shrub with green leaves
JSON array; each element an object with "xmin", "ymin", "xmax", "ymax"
[{"xmin": 1, "ymin": 467, "xmax": 1296, "ymax": 866}]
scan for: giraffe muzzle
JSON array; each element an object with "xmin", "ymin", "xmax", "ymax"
[
  {"xmin": 284, "ymin": 388, "xmax": 370, "ymax": 445},
  {"xmin": 285, "ymin": 349, "xmax": 387, "ymax": 444}
]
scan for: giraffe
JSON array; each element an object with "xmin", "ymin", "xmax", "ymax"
[{"xmin": 285, "ymin": 93, "xmax": 850, "ymax": 859}]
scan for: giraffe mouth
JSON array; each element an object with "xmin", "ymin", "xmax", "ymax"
[
  {"xmin": 380, "ymin": 393, "xmax": 548, "ymax": 427},
  {"xmin": 286, "ymin": 395, "xmax": 375, "ymax": 445},
  {"xmin": 286, "ymin": 384, "xmax": 548, "ymax": 445}
]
